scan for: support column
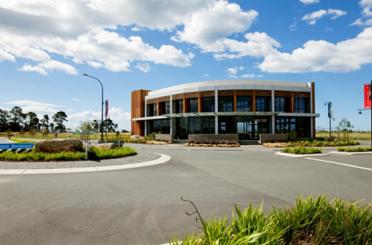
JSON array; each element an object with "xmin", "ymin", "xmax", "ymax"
[
  {"xmin": 233, "ymin": 90, "xmax": 237, "ymax": 112},
  {"xmin": 144, "ymin": 98, "xmax": 147, "ymax": 136},
  {"xmin": 170, "ymin": 95, "xmax": 173, "ymax": 141},
  {"xmin": 310, "ymin": 81, "xmax": 316, "ymax": 138},
  {"xmin": 215, "ymin": 90, "xmax": 218, "ymax": 135},
  {"xmin": 271, "ymin": 90, "xmax": 275, "ymax": 134}
]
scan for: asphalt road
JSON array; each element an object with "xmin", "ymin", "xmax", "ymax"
[{"xmin": 0, "ymin": 144, "xmax": 371, "ymax": 245}]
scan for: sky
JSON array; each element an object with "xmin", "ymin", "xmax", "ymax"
[{"xmin": 0, "ymin": 0, "xmax": 372, "ymax": 131}]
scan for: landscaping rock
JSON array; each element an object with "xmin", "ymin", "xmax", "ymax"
[
  {"xmin": 35, "ymin": 139, "xmax": 83, "ymax": 153},
  {"xmin": 94, "ymin": 143, "xmax": 115, "ymax": 150}
]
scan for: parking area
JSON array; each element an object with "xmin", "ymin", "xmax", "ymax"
[{"xmin": 0, "ymin": 144, "xmax": 371, "ymax": 245}]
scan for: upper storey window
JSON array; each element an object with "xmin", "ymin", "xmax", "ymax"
[
  {"xmin": 147, "ymin": 103, "xmax": 156, "ymax": 116},
  {"xmin": 275, "ymin": 96, "xmax": 291, "ymax": 112},
  {"xmin": 164, "ymin": 101, "xmax": 170, "ymax": 114},
  {"xmin": 202, "ymin": 97, "xmax": 215, "ymax": 112},
  {"xmin": 294, "ymin": 96, "xmax": 309, "ymax": 113},
  {"xmin": 174, "ymin": 99, "xmax": 183, "ymax": 113},
  {"xmin": 218, "ymin": 96, "xmax": 234, "ymax": 112},
  {"xmin": 189, "ymin": 98, "xmax": 198, "ymax": 113},
  {"xmin": 256, "ymin": 96, "xmax": 270, "ymax": 112},
  {"xmin": 237, "ymin": 96, "xmax": 252, "ymax": 112}
]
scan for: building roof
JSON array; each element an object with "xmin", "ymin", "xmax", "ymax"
[{"xmin": 146, "ymin": 79, "xmax": 312, "ymax": 99}]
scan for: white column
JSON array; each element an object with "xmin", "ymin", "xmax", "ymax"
[
  {"xmin": 310, "ymin": 86, "xmax": 314, "ymax": 138},
  {"xmin": 271, "ymin": 90, "xmax": 275, "ymax": 134},
  {"xmin": 144, "ymin": 98, "xmax": 147, "ymax": 136},
  {"xmin": 169, "ymin": 95, "xmax": 173, "ymax": 138},
  {"xmin": 214, "ymin": 90, "xmax": 218, "ymax": 135}
]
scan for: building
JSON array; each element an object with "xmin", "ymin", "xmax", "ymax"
[{"xmin": 131, "ymin": 80, "xmax": 317, "ymax": 142}]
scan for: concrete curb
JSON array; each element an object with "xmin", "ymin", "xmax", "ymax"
[
  {"xmin": 329, "ymin": 150, "xmax": 372, "ymax": 156},
  {"xmin": 0, "ymin": 153, "xmax": 171, "ymax": 175},
  {"xmin": 275, "ymin": 151, "xmax": 328, "ymax": 158}
]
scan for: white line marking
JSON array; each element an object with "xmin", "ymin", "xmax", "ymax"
[
  {"xmin": 305, "ymin": 157, "xmax": 372, "ymax": 172},
  {"xmin": 0, "ymin": 153, "xmax": 171, "ymax": 175}
]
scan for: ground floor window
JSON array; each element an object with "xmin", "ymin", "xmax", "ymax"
[
  {"xmin": 275, "ymin": 117, "xmax": 310, "ymax": 138},
  {"xmin": 147, "ymin": 119, "xmax": 170, "ymax": 134}
]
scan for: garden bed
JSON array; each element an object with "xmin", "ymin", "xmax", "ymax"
[
  {"xmin": 171, "ymin": 196, "xmax": 372, "ymax": 244},
  {"xmin": 0, "ymin": 146, "xmax": 136, "ymax": 162},
  {"xmin": 337, "ymin": 146, "xmax": 372, "ymax": 152},
  {"xmin": 281, "ymin": 146, "xmax": 322, "ymax": 155}
]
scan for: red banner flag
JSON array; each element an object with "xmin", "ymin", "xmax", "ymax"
[
  {"xmin": 105, "ymin": 99, "xmax": 109, "ymax": 118},
  {"xmin": 364, "ymin": 84, "xmax": 371, "ymax": 109}
]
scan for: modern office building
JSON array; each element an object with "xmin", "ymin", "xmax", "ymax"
[{"xmin": 131, "ymin": 80, "xmax": 317, "ymax": 142}]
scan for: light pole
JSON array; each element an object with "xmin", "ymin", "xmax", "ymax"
[
  {"xmin": 83, "ymin": 73, "xmax": 104, "ymax": 142},
  {"xmin": 324, "ymin": 101, "xmax": 333, "ymax": 139}
]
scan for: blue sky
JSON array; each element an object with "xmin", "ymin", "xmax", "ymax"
[{"xmin": 0, "ymin": 0, "xmax": 371, "ymax": 130}]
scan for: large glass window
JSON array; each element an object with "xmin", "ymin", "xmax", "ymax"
[
  {"xmin": 256, "ymin": 96, "xmax": 270, "ymax": 112},
  {"xmin": 189, "ymin": 98, "xmax": 198, "ymax": 113},
  {"xmin": 152, "ymin": 119, "xmax": 170, "ymax": 134},
  {"xmin": 294, "ymin": 96, "xmax": 309, "ymax": 113},
  {"xmin": 164, "ymin": 101, "xmax": 170, "ymax": 114},
  {"xmin": 174, "ymin": 99, "xmax": 183, "ymax": 113},
  {"xmin": 237, "ymin": 96, "xmax": 252, "ymax": 112},
  {"xmin": 188, "ymin": 117, "xmax": 200, "ymax": 133},
  {"xmin": 147, "ymin": 104, "xmax": 156, "ymax": 116},
  {"xmin": 219, "ymin": 116, "xmax": 236, "ymax": 133},
  {"xmin": 275, "ymin": 97, "xmax": 286, "ymax": 112},
  {"xmin": 201, "ymin": 117, "xmax": 215, "ymax": 133},
  {"xmin": 218, "ymin": 96, "xmax": 234, "ymax": 112},
  {"xmin": 202, "ymin": 97, "xmax": 215, "ymax": 112}
]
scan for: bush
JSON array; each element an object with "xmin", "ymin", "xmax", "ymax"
[
  {"xmin": 337, "ymin": 146, "xmax": 372, "ymax": 152},
  {"xmin": 0, "ymin": 150, "xmax": 85, "ymax": 161},
  {"xmin": 288, "ymin": 140, "xmax": 359, "ymax": 147},
  {"xmin": 172, "ymin": 196, "xmax": 372, "ymax": 245},
  {"xmin": 88, "ymin": 146, "xmax": 137, "ymax": 160},
  {"xmin": 282, "ymin": 147, "xmax": 322, "ymax": 154},
  {"xmin": 35, "ymin": 139, "xmax": 83, "ymax": 153}
]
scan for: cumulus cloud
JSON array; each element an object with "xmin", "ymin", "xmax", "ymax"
[
  {"xmin": 136, "ymin": 63, "xmax": 151, "ymax": 73},
  {"xmin": 226, "ymin": 66, "xmax": 244, "ymax": 78},
  {"xmin": 18, "ymin": 60, "xmax": 77, "ymax": 75},
  {"xmin": 173, "ymin": 0, "xmax": 258, "ymax": 52},
  {"xmin": 352, "ymin": 0, "xmax": 372, "ymax": 26},
  {"xmin": 302, "ymin": 9, "xmax": 347, "ymax": 25},
  {"xmin": 299, "ymin": 0, "xmax": 319, "ymax": 4},
  {"xmin": 258, "ymin": 27, "xmax": 372, "ymax": 73},
  {"xmin": 3, "ymin": 100, "xmax": 61, "ymax": 114}
]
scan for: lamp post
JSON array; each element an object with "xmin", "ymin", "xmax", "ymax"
[
  {"xmin": 83, "ymin": 73, "xmax": 104, "ymax": 142},
  {"xmin": 324, "ymin": 101, "xmax": 333, "ymax": 139}
]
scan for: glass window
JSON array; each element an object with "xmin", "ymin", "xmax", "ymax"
[
  {"xmin": 237, "ymin": 96, "xmax": 252, "ymax": 112},
  {"xmin": 201, "ymin": 117, "xmax": 215, "ymax": 133},
  {"xmin": 256, "ymin": 96, "xmax": 270, "ymax": 112},
  {"xmin": 175, "ymin": 100, "xmax": 183, "ymax": 113},
  {"xmin": 202, "ymin": 97, "xmax": 215, "ymax": 112},
  {"xmin": 153, "ymin": 119, "xmax": 170, "ymax": 134},
  {"xmin": 164, "ymin": 101, "xmax": 170, "ymax": 114},
  {"xmin": 188, "ymin": 117, "xmax": 200, "ymax": 133},
  {"xmin": 275, "ymin": 97, "xmax": 286, "ymax": 112},
  {"xmin": 294, "ymin": 96, "xmax": 308, "ymax": 113},
  {"xmin": 218, "ymin": 96, "xmax": 234, "ymax": 112},
  {"xmin": 189, "ymin": 98, "xmax": 198, "ymax": 113},
  {"xmin": 147, "ymin": 104, "xmax": 156, "ymax": 116}
]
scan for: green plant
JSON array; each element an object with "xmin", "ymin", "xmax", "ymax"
[
  {"xmin": 282, "ymin": 147, "xmax": 322, "ymax": 154},
  {"xmin": 87, "ymin": 146, "xmax": 136, "ymax": 160},
  {"xmin": 173, "ymin": 196, "xmax": 372, "ymax": 245},
  {"xmin": 287, "ymin": 140, "xmax": 358, "ymax": 147},
  {"xmin": 337, "ymin": 146, "xmax": 372, "ymax": 152},
  {"xmin": 0, "ymin": 150, "xmax": 86, "ymax": 161}
]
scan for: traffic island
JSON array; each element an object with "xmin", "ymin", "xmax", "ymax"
[{"xmin": 275, "ymin": 147, "xmax": 328, "ymax": 157}]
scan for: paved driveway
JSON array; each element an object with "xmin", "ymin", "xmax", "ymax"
[{"xmin": 0, "ymin": 144, "xmax": 371, "ymax": 245}]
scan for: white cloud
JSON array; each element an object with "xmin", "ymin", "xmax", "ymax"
[
  {"xmin": 19, "ymin": 64, "xmax": 47, "ymax": 75},
  {"xmin": 18, "ymin": 60, "xmax": 77, "ymax": 75},
  {"xmin": 302, "ymin": 9, "xmax": 346, "ymax": 25},
  {"xmin": 226, "ymin": 66, "xmax": 244, "ymax": 78},
  {"xmin": 241, "ymin": 73, "xmax": 263, "ymax": 79},
  {"xmin": 352, "ymin": 0, "xmax": 372, "ymax": 26},
  {"xmin": 173, "ymin": 0, "xmax": 258, "ymax": 52},
  {"xmin": 258, "ymin": 27, "xmax": 372, "ymax": 73},
  {"xmin": 136, "ymin": 63, "xmax": 151, "ymax": 73},
  {"xmin": 0, "ymin": 49, "xmax": 15, "ymax": 62},
  {"xmin": 299, "ymin": 0, "xmax": 319, "ymax": 4},
  {"xmin": 4, "ymin": 100, "xmax": 60, "ymax": 114}
]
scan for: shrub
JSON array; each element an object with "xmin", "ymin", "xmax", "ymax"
[
  {"xmin": 35, "ymin": 139, "xmax": 83, "ymax": 153},
  {"xmin": 282, "ymin": 147, "xmax": 322, "ymax": 154},
  {"xmin": 288, "ymin": 140, "xmax": 359, "ymax": 147},
  {"xmin": 173, "ymin": 196, "xmax": 372, "ymax": 245},
  {"xmin": 337, "ymin": 146, "xmax": 372, "ymax": 152},
  {"xmin": 0, "ymin": 150, "xmax": 85, "ymax": 161},
  {"xmin": 88, "ymin": 146, "xmax": 137, "ymax": 160}
]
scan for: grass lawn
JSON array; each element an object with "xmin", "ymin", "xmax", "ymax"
[
  {"xmin": 172, "ymin": 196, "xmax": 372, "ymax": 244},
  {"xmin": 282, "ymin": 147, "xmax": 322, "ymax": 154}
]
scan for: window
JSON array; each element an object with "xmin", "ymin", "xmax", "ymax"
[
  {"xmin": 164, "ymin": 101, "xmax": 170, "ymax": 114},
  {"xmin": 256, "ymin": 96, "xmax": 270, "ymax": 112},
  {"xmin": 188, "ymin": 117, "xmax": 200, "ymax": 133},
  {"xmin": 237, "ymin": 96, "xmax": 252, "ymax": 112},
  {"xmin": 189, "ymin": 98, "xmax": 198, "ymax": 113},
  {"xmin": 175, "ymin": 100, "xmax": 183, "ymax": 113},
  {"xmin": 153, "ymin": 119, "xmax": 170, "ymax": 134},
  {"xmin": 201, "ymin": 117, "xmax": 215, "ymax": 133},
  {"xmin": 294, "ymin": 96, "xmax": 308, "ymax": 113},
  {"xmin": 275, "ymin": 97, "xmax": 286, "ymax": 112},
  {"xmin": 218, "ymin": 96, "xmax": 234, "ymax": 112},
  {"xmin": 147, "ymin": 104, "xmax": 156, "ymax": 116},
  {"xmin": 202, "ymin": 97, "xmax": 215, "ymax": 112}
]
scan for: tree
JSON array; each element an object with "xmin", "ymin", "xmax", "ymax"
[
  {"xmin": 104, "ymin": 118, "xmax": 118, "ymax": 132},
  {"xmin": 9, "ymin": 106, "xmax": 25, "ymax": 132},
  {"xmin": 92, "ymin": 120, "xmax": 100, "ymax": 132},
  {"xmin": 0, "ymin": 109, "xmax": 9, "ymax": 132},
  {"xmin": 24, "ymin": 112, "xmax": 39, "ymax": 131},
  {"xmin": 338, "ymin": 118, "xmax": 353, "ymax": 141},
  {"xmin": 52, "ymin": 111, "xmax": 68, "ymax": 133},
  {"xmin": 40, "ymin": 114, "xmax": 49, "ymax": 133}
]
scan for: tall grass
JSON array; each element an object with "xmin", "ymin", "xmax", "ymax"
[
  {"xmin": 87, "ymin": 146, "xmax": 137, "ymax": 160},
  {"xmin": 337, "ymin": 146, "xmax": 372, "ymax": 152},
  {"xmin": 172, "ymin": 196, "xmax": 372, "ymax": 244},
  {"xmin": 282, "ymin": 147, "xmax": 322, "ymax": 154}
]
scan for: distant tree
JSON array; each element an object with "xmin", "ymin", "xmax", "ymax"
[
  {"xmin": 52, "ymin": 111, "xmax": 68, "ymax": 133},
  {"xmin": 78, "ymin": 121, "xmax": 95, "ymax": 143},
  {"xmin": 92, "ymin": 120, "xmax": 100, "ymax": 132},
  {"xmin": 338, "ymin": 118, "xmax": 353, "ymax": 141},
  {"xmin": 104, "ymin": 118, "xmax": 118, "ymax": 132},
  {"xmin": 24, "ymin": 112, "xmax": 39, "ymax": 131},
  {"xmin": 40, "ymin": 114, "xmax": 49, "ymax": 133},
  {"xmin": 9, "ymin": 106, "xmax": 25, "ymax": 132},
  {"xmin": 0, "ymin": 109, "xmax": 10, "ymax": 132}
]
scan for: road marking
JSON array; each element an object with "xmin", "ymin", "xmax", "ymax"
[{"xmin": 305, "ymin": 157, "xmax": 372, "ymax": 172}]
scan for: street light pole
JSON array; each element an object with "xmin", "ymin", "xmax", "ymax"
[{"xmin": 83, "ymin": 73, "xmax": 104, "ymax": 142}]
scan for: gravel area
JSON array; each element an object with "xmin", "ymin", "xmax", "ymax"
[{"xmin": 0, "ymin": 149, "xmax": 159, "ymax": 169}]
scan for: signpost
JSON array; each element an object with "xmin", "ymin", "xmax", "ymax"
[
  {"xmin": 0, "ymin": 143, "xmax": 34, "ymax": 150},
  {"xmin": 365, "ymin": 82, "xmax": 372, "ymax": 146}
]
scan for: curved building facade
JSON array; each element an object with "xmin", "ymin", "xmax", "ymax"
[{"xmin": 131, "ymin": 80, "xmax": 317, "ymax": 141}]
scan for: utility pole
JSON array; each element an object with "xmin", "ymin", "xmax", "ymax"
[{"xmin": 325, "ymin": 101, "xmax": 333, "ymax": 139}]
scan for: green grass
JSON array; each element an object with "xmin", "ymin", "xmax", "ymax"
[
  {"xmin": 288, "ymin": 140, "xmax": 359, "ymax": 147},
  {"xmin": 0, "ymin": 146, "xmax": 136, "ymax": 161},
  {"xmin": 88, "ymin": 146, "xmax": 137, "ymax": 160},
  {"xmin": 337, "ymin": 146, "xmax": 372, "ymax": 152},
  {"xmin": 282, "ymin": 147, "xmax": 322, "ymax": 154},
  {"xmin": 172, "ymin": 196, "xmax": 372, "ymax": 245}
]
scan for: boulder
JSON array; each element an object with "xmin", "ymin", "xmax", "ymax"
[{"xmin": 35, "ymin": 139, "xmax": 84, "ymax": 153}]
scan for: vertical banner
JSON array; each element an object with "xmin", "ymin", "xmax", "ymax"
[
  {"xmin": 105, "ymin": 99, "xmax": 109, "ymax": 118},
  {"xmin": 364, "ymin": 84, "xmax": 371, "ymax": 109}
]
